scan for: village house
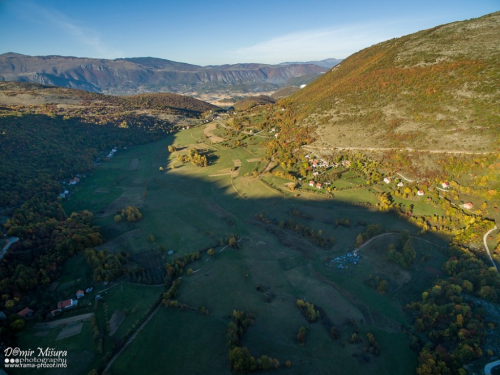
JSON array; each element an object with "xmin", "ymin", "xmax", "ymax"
[
  {"xmin": 76, "ymin": 290, "xmax": 85, "ymax": 299},
  {"xmin": 442, "ymin": 181, "xmax": 450, "ymax": 188},
  {"xmin": 397, "ymin": 182, "xmax": 404, "ymax": 187},
  {"xmin": 316, "ymin": 183, "xmax": 323, "ymax": 189},
  {"xmin": 342, "ymin": 160, "xmax": 351, "ymax": 167},
  {"xmin": 68, "ymin": 177, "xmax": 80, "ymax": 185},
  {"xmin": 383, "ymin": 177, "xmax": 391, "ymax": 184},
  {"xmin": 463, "ymin": 202, "xmax": 474, "ymax": 210},
  {"xmin": 57, "ymin": 299, "xmax": 78, "ymax": 310},
  {"xmin": 17, "ymin": 307, "xmax": 34, "ymax": 318},
  {"xmin": 417, "ymin": 190, "xmax": 425, "ymax": 196},
  {"xmin": 309, "ymin": 181, "xmax": 315, "ymax": 187}
]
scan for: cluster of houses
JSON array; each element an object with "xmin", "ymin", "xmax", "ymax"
[
  {"xmin": 106, "ymin": 147, "xmax": 118, "ymax": 159},
  {"xmin": 383, "ymin": 177, "xmax": 405, "ymax": 187},
  {"xmin": 59, "ymin": 175, "xmax": 84, "ymax": 199},
  {"xmin": 327, "ymin": 250, "xmax": 361, "ymax": 269},
  {"xmin": 305, "ymin": 155, "xmax": 352, "ymax": 170},
  {"xmin": 51, "ymin": 287, "xmax": 93, "ymax": 317},
  {"xmin": 309, "ymin": 180, "xmax": 325, "ymax": 189}
]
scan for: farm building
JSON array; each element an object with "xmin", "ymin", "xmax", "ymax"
[
  {"xmin": 57, "ymin": 299, "xmax": 78, "ymax": 310},
  {"xmin": 463, "ymin": 202, "xmax": 474, "ymax": 210},
  {"xmin": 17, "ymin": 308, "xmax": 34, "ymax": 318}
]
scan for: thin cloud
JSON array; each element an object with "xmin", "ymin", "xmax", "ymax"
[
  {"xmin": 232, "ymin": 26, "xmax": 389, "ymax": 63},
  {"xmin": 22, "ymin": 1, "xmax": 122, "ymax": 58},
  {"xmin": 231, "ymin": 14, "xmax": 467, "ymax": 64}
]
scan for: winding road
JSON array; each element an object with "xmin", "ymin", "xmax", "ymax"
[
  {"xmin": 0, "ymin": 236, "xmax": 18, "ymax": 259},
  {"xmin": 485, "ymin": 359, "xmax": 500, "ymax": 375},
  {"xmin": 484, "ymin": 226, "xmax": 498, "ymax": 272},
  {"xmin": 302, "ymin": 145, "xmax": 496, "ymax": 155}
]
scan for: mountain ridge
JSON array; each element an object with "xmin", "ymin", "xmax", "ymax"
[{"xmin": 0, "ymin": 53, "xmax": 337, "ymax": 96}]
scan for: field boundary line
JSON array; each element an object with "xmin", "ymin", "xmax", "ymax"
[{"xmin": 103, "ymin": 304, "xmax": 162, "ymax": 374}]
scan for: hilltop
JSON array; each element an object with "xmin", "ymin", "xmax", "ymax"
[
  {"xmin": 0, "ymin": 53, "xmax": 330, "ymax": 97},
  {"xmin": 0, "ymin": 81, "xmax": 218, "ymax": 117},
  {"xmin": 233, "ymin": 95, "xmax": 276, "ymax": 111},
  {"xmin": 283, "ymin": 12, "xmax": 500, "ymax": 153}
]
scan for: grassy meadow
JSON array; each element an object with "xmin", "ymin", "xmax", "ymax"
[{"xmin": 42, "ymin": 121, "xmax": 455, "ymax": 374}]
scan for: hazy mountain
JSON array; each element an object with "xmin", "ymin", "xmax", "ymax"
[
  {"xmin": 0, "ymin": 53, "xmax": 327, "ymax": 95},
  {"xmin": 284, "ymin": 12, "xmax": 500, "ymax": 152},
  {"xmin": 279, "ymin": 58, "xmax": 343, "ymax": 69}
]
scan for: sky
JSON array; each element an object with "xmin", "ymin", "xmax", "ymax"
[{"xmin": 0, "ymin": 0, "xmax": 498, "ymax": 66}]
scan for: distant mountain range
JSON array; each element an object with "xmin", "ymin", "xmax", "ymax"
[
  {"xmin": 0, "ymin": 53, "xmax": 341, "ymax": 96},
  {"xmin": 279, "ymin": 58, "xmax": 343, "ymax": 69}
]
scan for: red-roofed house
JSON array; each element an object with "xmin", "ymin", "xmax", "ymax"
[
  {"xmin": 309, "ymin": 181, "xmax": 315, "ymax": 187},
  {"xmin": 442, "ymin": 181, "xmax": 450, "ymax": 189},
  {"xmin": 417, "ymin": 190, "xmax": 425, "ymax": 196},
  {"xmin": 76, "ymin": 290, "xmax": 85, "ymax": 299},
  {"xmin": 464, "ymin": 202, "xmax": 474, "ymax": 210},
  {"xmin": 57, "ymin": 299, "xmax": 78, "ymax": 310},
  {"xmin": 316, "ymin": 183, "xmax": 323, "ymax": 189},
  {"xmin": 17, "ymin": 308, "xmax": 34, "ymax": 318}
]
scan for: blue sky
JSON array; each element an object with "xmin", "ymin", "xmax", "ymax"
[{"xmin": 0, "ymin": 0, "xmax": 498, "ymax": 65}]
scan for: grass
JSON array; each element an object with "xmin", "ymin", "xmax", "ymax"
[
  {"xmin": 98, "ymin": 282, "xmax": 163, "ymax": 339},
  {"xmin": 16, "ymin": 321, "xmax": 99, "ymax": 375},
  {"xmin": 44, "ymin": 124, "xmax": 456, "ymax": 374},
  {"xmin": 108, "ymin": 308, "xmax": 230, "ymax": 375}
]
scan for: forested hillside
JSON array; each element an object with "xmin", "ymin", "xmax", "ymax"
[
  {"xmin": 0, "ymin": 83, "xmax": 211, "ymax": 348},
  {"xmin": 284, "ymin": 12, "xmax": 500, "ymax": 152}
]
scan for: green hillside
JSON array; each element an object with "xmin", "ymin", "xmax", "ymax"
[{"xmin": 284, "ymin": 12, "xmax": 500, "ymax": 151}]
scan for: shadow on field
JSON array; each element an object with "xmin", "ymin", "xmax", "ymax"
[{"xmin": 89, "ymin": 133, "xmax": 453, "ymax": 375}]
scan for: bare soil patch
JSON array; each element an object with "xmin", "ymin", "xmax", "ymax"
[
  {"xmin": 205, "ymin": 203, "xmax": 236, "ymax": 220},
  {"xmin": 246, "ymin": 158, "xmax": 262, "ymax": 162},
  {"xmin": 203, "ymin": 122, "xmax": 225, "ymax": 143},
  {"xmin": 109, "ymin": 310, "xmax": 126, "ymax": 336},
  {"xmin": 94, "ymin": 188, "xmax": 109, "ymax": 194},
  {"xmin": 129, "ymin": 250, "xmax": 166, "ymax": 283},
  {"xmin": 34, "ymin": 313, "xmax": 94, "ymax": 330},
  {"xmin": 56, "ymin": 322, "xmax": 83, "ymax": 340},
  {"xmin": 127, "ymin": 158, "xmax": 140, "ymax": 171}
]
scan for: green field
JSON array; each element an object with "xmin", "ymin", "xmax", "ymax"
[{"xmin": 32, "ymin": 123, "xmax": 456, "ymax": 374}]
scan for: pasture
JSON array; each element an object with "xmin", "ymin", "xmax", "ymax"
[{"xmin": 48, "ymin": 123, "xmax": 454, "ymax": 374}]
